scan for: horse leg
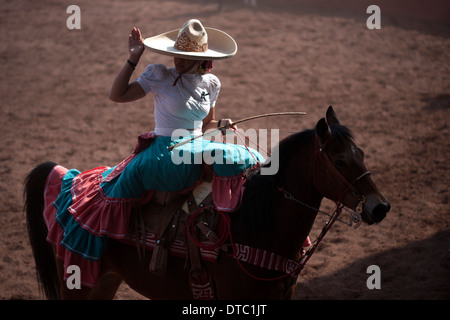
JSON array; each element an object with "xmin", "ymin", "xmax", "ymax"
[
  {"xmin": 54, "ymin": 258, "xmax": 91, "ymax": 299},
  {"xmin": 105, "ymin": 239, "xmax": 193, "ymax": 299},
  {"xmin": 55, "ymin": 255, "xmax": 122, "ymax": 299},
  {"xmin": 87, "ymin": 273, "xmax": 122, "ymax": 300}
]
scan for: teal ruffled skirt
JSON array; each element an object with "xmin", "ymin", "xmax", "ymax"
[
  {"xmin": 53, "ymin": 134, "xmax": 264, "ymax": 262},
  {"xmin": 100, "ymin": 135, "xmax": 264, "ymax": 198}
]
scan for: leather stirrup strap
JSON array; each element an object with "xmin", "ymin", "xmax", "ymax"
[
  {"xmin": 149, "ymin": 194, "xmax": 188, "ymax": 275},
  {"xmin": 156, "ymin": 194, "xmax": 188, "ymax": 239},
  {"xmin": 186, "ymin": 192, "xmax": 215, "ymax": 299}
]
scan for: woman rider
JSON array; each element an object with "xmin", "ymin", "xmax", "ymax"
[{"xmin": 51, "ymin": 20, "xmax": 264, "ymax": 287}]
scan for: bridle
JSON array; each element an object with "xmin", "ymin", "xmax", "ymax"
[
  {"xmin": 279, "ymin": 133, "xmax": 371, "ymax": 227},
  {"xmin": 189, "ymin": 130, "xmax": 374, "ymax": 284},
  {"xmin": 261, "ymin": 132, "xmax": 373, "ymax": 281},
  {"xmin": 312, "ymin": 133, "xmax": 371, "ymax": 209},
  {"xmin": 285, "ymin": 132, "xmax": 370, "ymax": 220},
  {"xmin": 226, "ymin": 131, "xmax": 374, "ymax": 282}
]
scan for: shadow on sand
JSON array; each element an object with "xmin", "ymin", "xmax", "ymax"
[
  {"xmin": 162, "ymin": 0, "xmax": 450, "ymax": 37},
  {"xmin": 294, "ymin": 229, "xmax": 450, "ymax": 299}
]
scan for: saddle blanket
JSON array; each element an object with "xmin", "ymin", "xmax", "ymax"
[{"xmin": 122, "ymin": 231, "xmax": 220, "ymax": 262}]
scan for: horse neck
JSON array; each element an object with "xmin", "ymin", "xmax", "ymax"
[
  {"xmin": 272, "ymin": 139, "xmax": 323, "ymax": 259},
  {"xmin": 233, "ymin": 133, "xmax": 323, "ymax": 260},
  {"xmin": 282, "ymin": 136, "xmax": 320, "ymax": 205}
]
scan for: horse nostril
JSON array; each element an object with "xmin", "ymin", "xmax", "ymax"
[{"xmin": 373, "ymin": 202, "xmax": 390, "ymax": 222}]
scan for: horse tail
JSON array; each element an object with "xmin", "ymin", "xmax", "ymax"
[{"xmin": 24, "ymin": 161, "xmax": 61, "ymax": 300}]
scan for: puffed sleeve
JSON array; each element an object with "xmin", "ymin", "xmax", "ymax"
[
  {"xmin": 208, "ymin": 74, "xmax": 221, "ymax": 108},
  {"xmin": 136, "ymin": 64, "xmax": 169, "ymax": 94}
]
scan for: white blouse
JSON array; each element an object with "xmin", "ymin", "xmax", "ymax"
[{"xmin": 137, "ymin": 64, "xmax": 221, "ymax": 136}]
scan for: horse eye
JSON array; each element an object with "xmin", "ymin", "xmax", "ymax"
[{"xmin": 334, "ymin": 159, "xmax": 347, "ymax": 168}]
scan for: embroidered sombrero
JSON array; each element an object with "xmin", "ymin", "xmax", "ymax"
[{"xmin": 143, "ymin": 19, "xmax": 237, "ymax": 60}]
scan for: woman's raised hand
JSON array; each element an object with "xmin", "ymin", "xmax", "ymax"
[{"xmin": 129, "ymin": 27, "xmax": 145, "ymax": 59}]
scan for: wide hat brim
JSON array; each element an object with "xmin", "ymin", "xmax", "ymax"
[{"xmin": 143, "ymin": 27, "xmax": 237, "ymax": 60}]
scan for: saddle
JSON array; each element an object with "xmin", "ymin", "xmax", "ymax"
[{"xmin": 129, "ymin": 165, "xmax": 222, "ymax": 298}]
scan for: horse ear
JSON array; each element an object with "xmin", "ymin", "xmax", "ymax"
[
  {"xmin": 316, "ymin": 118, "xmax": 332, "ymax": 143},
  {"xmin": 326, "ymin": 106, "xmax": 340, "ymax": 126}
]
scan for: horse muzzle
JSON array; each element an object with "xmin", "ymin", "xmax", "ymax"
[{"xmin": 361, "ymin": 193, "xmax": 391, "ymax": 225}]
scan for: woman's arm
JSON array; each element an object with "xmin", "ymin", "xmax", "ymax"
[
  {"xmin": 109, "ymin": 28, "xmax": 146, "ymax": 103},
  {"xmin": 202, "ymin": 108, "xmax": 218, "ymax": 132},
  {"xmin": 202, "ymin": 108, "xmax": 235, "ymax": 134}
]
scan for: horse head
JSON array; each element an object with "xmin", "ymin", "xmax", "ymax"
[{"xmin": 314, "ymin": 106, "xmax": 390, "ymax": 225}]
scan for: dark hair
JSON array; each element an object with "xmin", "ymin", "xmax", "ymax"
[{"xmin": 202, "ymin": 60, "xmax": 214, "ymax": 72}]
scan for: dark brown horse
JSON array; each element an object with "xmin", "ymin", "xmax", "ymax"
[{"xmin": 24, "ymin": 107, "xmax": 390, "ymax": 299}]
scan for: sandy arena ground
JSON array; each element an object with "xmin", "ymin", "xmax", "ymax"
[{"xmin": 0, "ymin": 0, "xmax": 449, "ymax": 300}]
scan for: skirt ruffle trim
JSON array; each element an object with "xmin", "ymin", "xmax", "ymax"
[
  {"xmin": 44, "ymin": 165, "xmax": 100, "ymax": 287},
  {"xmin": 68, "ymin": 166, "xmax": 153, "ymax": 239}
]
